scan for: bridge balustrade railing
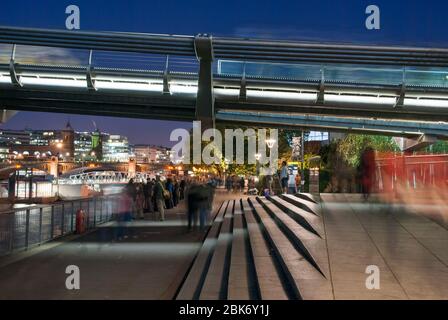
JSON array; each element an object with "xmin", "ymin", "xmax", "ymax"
[{"xmin": 0, "ymin": 195, "xmax": 120, "ymax": 257}]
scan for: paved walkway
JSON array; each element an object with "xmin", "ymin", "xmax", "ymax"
[
  {"xmin": 1, "ymin": 191, "xmax": 446, "ymax": 300},
  {"xmin": 0, "ymin": 200, "xmax": 204, "ymax": 299},
  {"xmin": 321, "ymin": 194, "xmax": 448, "ymax": 299}
]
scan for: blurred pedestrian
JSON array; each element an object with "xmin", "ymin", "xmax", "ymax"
[
  {"xmin": 115, "ymin": 190, "xmax": 132, "ymax": 241},
  {"xmin": 280, "ymin": 161, "xmax": 289, "ymax": 194},
  {"xmin": 179, "ymin": 178, "xmax": 186, "ymax": 200},
  {"xmin": 154, "ymin": 176, "xmax": 166, "ymax": 221},
  {"xmin": 239, "ymin": 176, "xmax": 245, "ymax": 193},
  {"xmin": 135, "ymin": 184, "xmax": 145, "ymax": 219},
  {"xmin": 143, "ymin": 179, "xmax": 154, "ymax": 213},
  {"xmin": 173, "ymin": 178, "xmax": 180, "ymax": 207},
  {"xmin": 165, "ymin": 178, "xmax": 175, "ymax": 209},
  {"xmin": 295, "ymin": 172, "xmax": 302, "ymax": 193},
  {"xmin": 125, "ymin": 178, "xmax": 137, "ymax": 219},
  {"xmin": 187, "ymin": 182, "xmax": 200, "ymax": 231},
  {"xmin": 359, "ymin": 147, "xmax": 375, "ymax": 201}
]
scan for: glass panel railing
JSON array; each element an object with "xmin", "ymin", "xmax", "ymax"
[{"xmin": 217, "ymin": 60, "xmax": 448, "ymax": 88}]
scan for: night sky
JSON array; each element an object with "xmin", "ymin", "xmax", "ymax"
[{"xmin": 1, "ymin": 0, "xmax": 447, "ymax": 146}]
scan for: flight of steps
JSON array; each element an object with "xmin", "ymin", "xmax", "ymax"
[{"xmin": 175, "ymin": 193, "xmax": 334, "ymax": 300}]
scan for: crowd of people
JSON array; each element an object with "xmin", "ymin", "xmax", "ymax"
[
  {"xmin": 225, "ymin": 175, "xmax": 246, "ymax": 193},
  {"xmin": 118, "ymin": 176, "xmax": 187, "ymax": 223},
  {"xmin": 223, "ymin": 162, "xmax": 303, "ymax": 196},
  {"xmin": 114, "ymin": 176, "xmax": 217, "ymax": 239}
]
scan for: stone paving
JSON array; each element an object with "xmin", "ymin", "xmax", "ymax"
[
  {"xmin": 0, "ymin": 191, "xmax": 446, "ymax": 300},
  {"xmin": 321, "ymin": 194, "xmax": 448, "ymax": 300},
  {"xmin": 0, "ymin": 200, "xmax": 204, "ymax": 299}
]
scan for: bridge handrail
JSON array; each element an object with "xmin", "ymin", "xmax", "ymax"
[
  {"xmin": 1, "ymin": 25, "xmax": 448, "ymax": 67},
  {"xmin": 0, "ymin": 195, "xmax": 121, "ymax": 257}
]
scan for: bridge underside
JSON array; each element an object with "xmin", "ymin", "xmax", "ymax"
[
  {"xmin": 0, "ymin": 26, "xmax": 448, "ymax": 139},
  {"xmin": 1, "ymin": 86, "xmax": 446, "ymax": 140}
]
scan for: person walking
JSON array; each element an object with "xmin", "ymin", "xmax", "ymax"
[
  {"xmin": 359, "ymin": 147, "xmax": 375, "ymax": 201},
  {"xmin": 197, "ymin": 184, "xmax": 210, "ymax": 231},
  {"xmin": 295, "ymin": 172, "xmax": 302, "ymax": 193},
  {"xmin": 187, "ymin": 182, "xmax": 200, "ymax": 231},
  {"xmin": 225, "ymin": 177, "xmax": 231, "ymax": 192},
  {"xmin": 115, "ymin": 190, "xmax": 132, "ymax": 241},
  {"xmin": 165, "ymin": 178, "xmax": 175, "ymax": 209},
  {"xmin": 135, "ymin": 184, "xmax": 145, "ymax": 220},
  {"xmin": 240, "ymin": 176, "xmax": 245, "ymax": 193},
  {"xmin": 145, "ymin": 180, "xmax": 154, "ymax": 213},
  {"xmin": 154, "ymin": 176, "xmax": 166, "ymax": 221},
  {"xmin": 173, "ymin": 178, "xmax": 180, "ymax": 207},
  {"xmin": 125, "ymin": 179, "xmax": 137, "ymax": 219},
  {"xmin": 280, "ymin": 161, "xmax": 289, "ymax": 194},
  {"xmin": 179, "ymin": 179, "xmax": 186, "ymax": 200}
]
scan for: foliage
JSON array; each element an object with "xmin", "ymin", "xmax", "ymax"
[
  {"xmin": 424, "ymin": 140, "xmax": 448, "ymax": 154},
  {"xmin": 336, "ymin": 134, "xmax": 399, "ymax": 167},
  {"xmin": 184, "ymin": 123, "xmax": 301, "ymax": 176}
]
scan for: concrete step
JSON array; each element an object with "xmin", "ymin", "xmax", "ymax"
[
  {"xmin": 268, "ymin": 196, "xmax": 323, "ymax": 238},
  {"xmin": 178, "ymin": 193, "xmax": 333, "ymax": 300},
  {"xmin": 241, "ymin": 199, "xmax": 289, "ymax": 300},
  {"xmin": 199, "ymin": 200, "xmax": 234, "ymax": 299},
  {"xmin": 281, "ymin": 194, "xmax": 321, "ymax": 217},
  {"xmin": 297, "ymin": 193, "xmax": 319, "ymax": 204},
  {"xmin": 227, "ymin": 200, "xmax": 258, "ymax": 300},
  {"xmin": 249, "ymin": 197, "xmax": 333, "ymax": 300},
  {"xmin": 256, "ymin": 197, "xmax": 327, "ymax": 277},
  {"xmin": 175, "ymin": 201, "xmax": 229, "ymax": 300}
]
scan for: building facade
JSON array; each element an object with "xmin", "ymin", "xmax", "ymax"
[{"xmin": 103, "ymin": 135, "xmax": 130, "ymax": 162}]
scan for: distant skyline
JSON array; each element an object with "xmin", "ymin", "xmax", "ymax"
[{"xmin": 0, "ymin": 111, "xmax": 191, "ymax": 147}]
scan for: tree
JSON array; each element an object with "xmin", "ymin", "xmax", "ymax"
[
  {"xmin": 424, "ymin": 140, "xmax": 448, "ymax": 154},
  {"xmin": 337, "ymin": 134, "xmax": 399, "ymax": 167}
]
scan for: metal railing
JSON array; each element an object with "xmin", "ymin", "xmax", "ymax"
[
  {"xmin": 0, "ymin": 195, "xmax": 120, "ymax": 257},
  {"xmin": 2, "ymin": 25, "xmax": 448, "ymax": 67}
]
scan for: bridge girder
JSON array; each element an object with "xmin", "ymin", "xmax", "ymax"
[
  {"xmin": 215, "ymin": 110, "xmax": 448, "ymax": 140},
  {"xmin": 0, "ymin": 26, "xmax": 448, "ymax": 137}
]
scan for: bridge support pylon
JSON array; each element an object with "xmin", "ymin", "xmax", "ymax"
[{"xmin": 194, "ymin": 34, "xmax": 215, "ymax": 131}]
